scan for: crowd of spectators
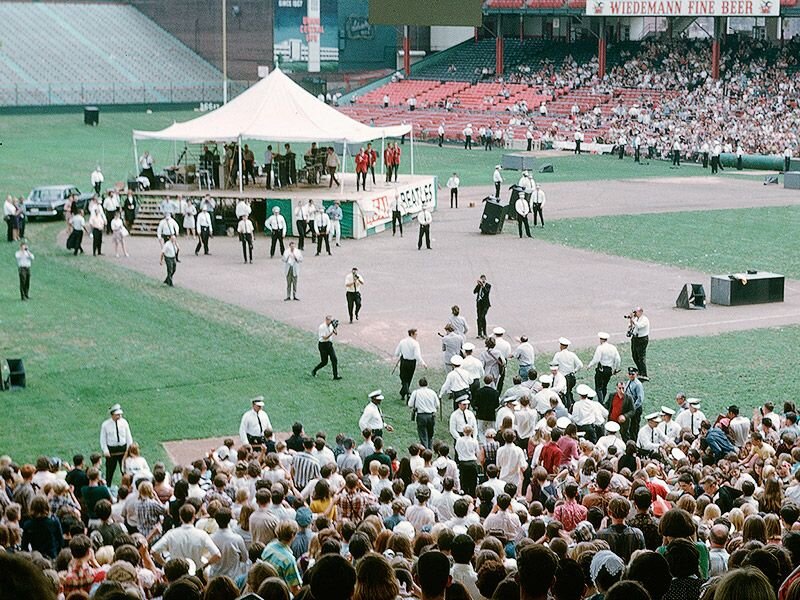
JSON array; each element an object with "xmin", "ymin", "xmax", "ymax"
[{"xmin": 4, "ymin": 388, "xmax": 800, "ymax": 600}]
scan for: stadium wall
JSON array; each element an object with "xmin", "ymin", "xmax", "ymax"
[{"xmin": 129, "ymin": 0, "xmax": 274, "ymax": 81}]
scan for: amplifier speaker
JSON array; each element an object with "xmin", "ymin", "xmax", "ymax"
[
  {"xmin": 785, "ymin": 172, "xmax": 800, "ymax": 189},
  {"xmin": 480, "ymin": 197, "xmax": 506, "ymax": 235},
  {"xmin": 676, "ymin": 284, "xmax": 706, "ymax": 309},
  {"xmin": 6, "ymin": 358, "xmax": 25, "ymax": 389},
  {"xmin": 539, "ymin": 164, "xmax": 554, "ymax": 173}
]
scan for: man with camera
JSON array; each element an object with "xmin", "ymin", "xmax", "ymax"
[
  {"xmin": 473, "ymin": 275, "xmax": 491, "ymax": 339},
  {"xmin": 627, "ymin": 307, "xmax": 650, "ymax": 381},
  {"xmin": 311, "ymin": 315, "xmax": 342, "ymax": 380},
  {"xmin": 345, "ymin": 267, "xmax": 365, "ymax": 323},
  {"xmin": 15, "ymin": 240, "xmax": 34, "ymax": 301}
]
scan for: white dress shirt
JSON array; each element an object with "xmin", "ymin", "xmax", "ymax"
[
  {"xmin": 156, "ymin": 217, "xmax": 179, "ymax": 238},
  {"xmin": 408, "ymin": 388, "xmax": 440, "ymax": 415},
  {"xmin": 196, "ymin": 211, "xmax": 212, "ymax": 229},
  {"xmin": 91, "ymin": 169, "xmax": 104, "ymax": 185},
  {"xmin": 449, "ymin": 408, "xmax": 477, "ymax": 440},
  {"xmin": 552, "ymin": 349, "xmax": 583, "ymax": 375},
  {"xmin": 15, "ymin": 249, "xmax": 34, "ymax": 268},
  {"xmin": 439, "ymin": 367, "xmax": 472, "ymax": 398},
  {"xmin": 235, "ymin": 201, "xmax": 252, "ymax": 218},
  {"xmin": 282, "ymin": 248, "xmax": 303, "ymax": 275},
  {"xmin": 571, "ymin": 400, "xmax": 608, "ymax": 426},
  {"xmin": 494, "ymin": 338, "xmax": 512, "ymax": 360},
  {"xmin": 461, "ymin": 356, "xmax": 484, "ymax": 382},
  {"xmin": 676, "ymin": 409, "xmax": 706, "ymax": 436},
  {"xmin": 151, "ymin": 523, "xmax": 221, "ymax": 567},
  {"xmin": 513, "ymin": 342, "xmax": 534, "ymax": 366},
  {"xmin": 359, "ymin": 402, "xmax": 387, "ymax": 432},
  {"xmin": 638, "ymin": 424, "xmax": 668, "ymax": 452},
  {"xmin": 418, "ymin": 209, "xmax": 432, "ymax": 225},
  {"xmin": 549, "ymin": 371, "xmax": 567, "ymax": 395},
  {"xmin": 314, "ymin": 212, "xmax": 330, "ymax": 231},
  {"xmin": 266, "ymin": 214, "xmax": 286, "ymax": 234},
  {"xmin": 596, "ymin": 434, "xmax": 625, "ymax": 454},
  {"xmin": 318, "ymin": 322, "xmax": 335, "ymax": 342},
  {"xmin": 493, "ymin": 169, "xmax": 503, "ymax": 183},
  {"xmin": 661, "ymin": 419, "xmax": 682, "ymax": 441},
  {"xmin": 728, "ymin": 416, "xmax": 751, "ymax": 447},
  {"xmin": 515, "ymin": 407, "xmax": 538, "ymax": 439},
  {"xmin": 100, "ymin": 417, "xmax": 133, "ymax": 453},
  {"xmin": 237, "ymin": 219, "xmax": 254, "ymax": 235},
  {"xmin": 447, "ymin": 176, "xmax": 460, "ymax": 189},
  {"xmin": 587, "ymin": 342, "xmax": 621, "ymax": 370},
  {"xmin": 455, "ymin": 435, "xmax": 479, "ymax": 462},
  {"xmin": 496, "ymin": 443, "xmax": 526, "ymax": 488},
  {"xmin": 631, "ymin": 315, "xmax": 650, "ymax": 337},
  {"xmin": 239, "ymin": 408, "xmax": 272, "ymax": 442},
  {"xmin": 345, "ymin": 273, "xmax": 364, "ymax": 293},
  {"xmin": 395, "ymin": 336, "xmax": 424, "ymax": 362}
]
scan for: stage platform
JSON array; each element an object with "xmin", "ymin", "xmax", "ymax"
[{"xmin": 133, "ymin": 173, "xmax": 437, "ymax": 239}]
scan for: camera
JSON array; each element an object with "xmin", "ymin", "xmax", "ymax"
[
  {"xmin": 623, "ymin": 314, "xmax": 631, "ymax": 319},
  {"xmin": 331, "ymin": 319, "xmax": 340, "ymax": 329}
]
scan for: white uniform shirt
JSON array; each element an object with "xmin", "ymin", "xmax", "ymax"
[
  {"xmin": 449, "ymin": 408, "xmax": 477, "ymax": 440},
  {"xmin": 638, "ymin": 424, "xmax": 668, "ymax": 452},
  {"xmin": 447, "ymin": 176, "xmax": 460, "ymax": 190},
  {"xmin": 196, "ymin": 211, "xmax": 212, "ymax": 229},
  {"xmin": 533, "ymin": 389, "xmax": 560, "ymax": 415},
  {"xmin": 438, "ymin": 125, "xmax": 445, "ymax": 136},
  {"xmin": 318, "ymin": 322, "xmax": 335, "ymax": 342},
  {"xmin": 513, "ymin": 342, "xmax": 534, "ymax": 366},
  {"xmin": 345, "ymin": 273, "xmax": 364, "ymax": 293},
  {"xmin": 660, "ymin": 419, "xmax": 682, "ymax": 441},
  {"xmin": 408, "ymin": 388, "xmax": 440, "ymax": 415},
  {"xmin": 596, "ymin": 434, "xmax": 626, "ymax": 455},
  {"xmin": 237, "ymin": 219, "xmax": 254, "ymax": 235},
  {"xmin": 235, "ymin": 201, "xmax": 252, "ymax": 218},
  {"xmin": 552, "ymin": 349, "xmax": 583, "ymax": 375},
  {"xmin": 571, "ymin": 400, "xmax": 608, "ymax": 426},
  {"xmin": 395, "ymin": 336, "xmax": 424, "ymax": 362},
  {"xmin": 493, "ymin": 169, "xmax": 503, "ymax": 184},
  {"xmin": 239, "ymin": 409, "xmax": 272, "ymax": 442},
  {"xmin": 91, "ymin": 169, "xmax": 104, "ymax": 185},
  {"xmin": 532, "ymin": 189, "xmax": 546, "ymax": 205},
  {"xmin": 439, "ymin": 367, "xmax": 472, "ymax": 397},
  {"xmin": 3, "ymin": 199, "xmax": 16, "ymax": 218},
  {"xmin": 418, "ymin": 209, "xmax": 432, "ymax": 225},
  {"xmin": 494, "ymin": 337, "xmax": 512, "ymax": 361},
  {"xmin": 549, "ymin": 371, "xmax": 567, "ymax": 395},
  {"xmin": 676, "ymin": 409, "xmax": 706, "ymax": 436},
  {"xmin": 587, "ymin": 342, "xmax": 621, "ymax": 370},
  {"xmin": 515, "ymin": 198, "xmax": 530, "ymax": 216},
  {"xmin": 266, "ymin": 214, "xmax": 287, "ymax": 234},
  {"xmin": 100, "ymin": 417, "xmax": 133, "ymax": 453},
  {"xmin": 314, "ymin": 212, "xmax": 330, "ymax": 231},
  {"xmin": 461, "ymin": 356, "xmax": 485, "ymax": 382},
  {"xmin": 359, "ymin": 402, "xmax": 387, "ymax": 432}
]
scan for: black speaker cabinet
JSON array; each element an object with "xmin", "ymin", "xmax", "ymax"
[
  {"xmin": 84, "ymin": 106, "xmax": 99, "ymax": 126},
  {"xmin": 710, "ymin": 272, "xmax": 784, "ymax": 306},
  {"xmin": 480, "ymin": 197, "xmax": 506, "ymax": 235},
  {"xmin": 539, "ymin": 163, "xmax": 554, "ymax": 173},
  {"xmin": 6, "ymin": 358, "xmax": 25, "ymax": 389},
  {"xmin": 676, "ymin": 284, "xmax": 706, "ymax": 309}
]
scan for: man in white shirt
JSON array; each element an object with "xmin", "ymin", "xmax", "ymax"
[
  {"xmin": 359, "ymin": 390, "xmax": 393, "ymax": 438},
  {"xmin": 195, "ymin": 206, "xmax": 212, "ymax": 255},
  {"xmin": 531, "ymin": 184, "xmax": 546, "ymax": 228},
  {"xmin": 311, "ymin": 315, "xmax": 341, "ymax": 380},
  {"xmin": 596, "ymin": 421, "xmax": 626, "ymax": 455},
  {"xmin": 160, "ymin": 235, "xmax": 178, "ymax": 287},
  {"xmin": 156, "ymin": 212, "xmax": 179, "ymax": 244},
  {"xmin": 282, "ymin": 241, "xmax": 302, "ymax": 301},
  {"xmin": 463, "ymin": 125, "xmax": 473, "ymax": 150},
  {"xmin": 526, "ymin": 126, "xmax": 534, "ymax": 152},
  {"xmin": 440, "ymin": 356, "xmax": 473, "ymax": 409},
  {"xmin": 587, "ymin": 331, "xmax": 620, "ymax": 404},
  {"xmin": 102, "ymin": 191, "xmax": 119, "ymax": 234},
  {"xmin": 628, "ymin": 307, "xmax": 650, "ymax": 380},
  {"xmin": 152, "ymin": 504, "xmax": 221, "ymax": 568},
  {"xmin": 235, "ymin": 199, "xmax": 252, "ymax": 219},
  {"xmin": 461, "ymin": 343, "xmax": 484, "ymax": 389},
  {"xmin": 438, "ymin": 123, "xmax": 445, "ymax": 147},
  {"xmin": 326, "ymin": 200, "xmax": 343, "ymax": 247},
  {"xmin": 493, "ymin": 165, "xmax": 503, "ymax": 198},
  {"xmin": 345, "ymin": 267, "xmax": 364, "ymax": 324},
  {"xmin": 383, "ymin": 93, "xmax": 390, "ymax": 108},
  {"xmin": 100, "ymin": 403, "xmax": 133, "ymax": 484},
  {"xmin": 638, "ymin": 413, "xmax": 668, "ymax": 457},
  {"xmin": 553, "ymin": 337, "xmax": 583, "ymax": 408},
  {"xmin": 314, "ymin": 207, "xmax": 331, "ymax": 256},
  {"xmin": 91, "ymin": 166, "xmax": 105, "ymax": 194},
  {"xmin": 659, "ymin": 406, "xmax": 681, "ymax": 441},
  {"xmin": 495, "ymin": 430, "xmax": 526, "ymax": 490},
  {"xmin": 239, "ymin": 396, "xmax": 272, "ymax": 448},
  {"xmin": 265, "ymin": 206, "xmax": 286, "ymax": 258},
  {"xmin": 394, "ymin": 329, "xmax": 427, "ymax": 402},
  {"xmin": 574, "ymin": 129, "xmax": 583, "ymax": 154},
  {"xmin": 785, "ymin": 145, "xmax": 793, "ymax": 173},
  {"xmin": 726, "ymin": 405, "xmax": 751, "ymax": 448},
  {"xmin": 513, "ymin": 336, "xmax": 535, "ymax": 379},
  {"xmin": 447, "ymin": 172, "xmax": 460, "ymax": 208},
  {"xmin": 390, "ymin": 191, "xmax": 404, "ymax": 237},
  {"xmin": 617, "ymin": 133, "xmax": 627, "ymax": 159},
  {"xmin": 514, "ymin": 189, "xmax": 531, "ymax": 238},
  {"xmin": 417, "ymin": 204, "xmax": 432, "ymax": 250},
  {"xmin": 571, "ymin": 384, "xmax": 608, "ymax": 442},
  {"xmin": 4, "ymin": 195, "xmax": 18, "ymax": 242},
  {"xmin": 15, "ymin": 241, "xmax": 34, "ymax": 301},
  {"xmin": 408, "ymin": 378, "xmax": 440, "ymax": 449},
  {"xmin": 449, "ymin": 398, "xmax": 477, "ymax": 441},
  {"xmin": 548, "ymin": 362, "xmax": 567, "ymax": 396},
  {"xmin": 676, "ymin": 398, "xmax": 706, "ymax": 436},
  {"xmin": 237, "ymin": 214, "xmax": 255, "ymax": 264}
]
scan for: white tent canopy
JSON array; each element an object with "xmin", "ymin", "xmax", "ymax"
[{"xmin": 133, "ymin": 68, "xmax": 411, "ymax": 144}]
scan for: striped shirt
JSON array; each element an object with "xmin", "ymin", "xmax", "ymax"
[
  {"xmin": 292, "ymin": 452, "xmax": 321, "ymax": 490},
  {"xmin": 136, "ymin": 499, "xmax": 167, "ymax": 537},
  {"xmin": 261, "ymin": 540, "xmax": 302, "ymax": 589}
]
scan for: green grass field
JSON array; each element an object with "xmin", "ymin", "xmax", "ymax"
[
  {"xmin": 532, "ymin": 205, "xmax": 800, "ymax": 279},
  {"xmin": 0, "ymin": 108, "xmax": 793, "ymax": 465}
]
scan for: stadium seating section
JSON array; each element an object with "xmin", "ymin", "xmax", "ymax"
[{"xmin": 0, "ymin": 2, "xmax": 221, "ymax": 106}]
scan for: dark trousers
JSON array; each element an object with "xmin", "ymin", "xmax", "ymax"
[
  {"xmin": 391, "ymin": 210, "xmax": 403, "ymax": 236},
  {"xmin": 5, "ymin": 217, "xmax": 13, "ymax": 241},
  {"xmin": 575, "ymin": 140, "xmax": 582, "ymax": 154},
  {"xmin": 265, "ymin": 164, "xmax": 272, "ymax": 189},
  {"xmin": 527, "ymin": 138, "xmax": 533, "ymax": 151},
  {"xmin": 635, "ymin": 146, "xmax": 641, "ymax": 163},
  {"xmin": 711, "ymin": 156, "xmax": 720, "ymax": 174},
  {"xmin": 702, "ymin": 153, "xmax": 709, "ymax": 168},
  {"xmin": 418, "ymin": 224, "xmax": 430, "ymax": 249},
  {"xmin": 346, "ymin": 291, "xmax": 362, "ymax": 322},
  {"xmin": 241, "ymin": 233, "xmax": 253, "ymax": 262},
  {"xmin": 369, "ymin": 165, "xmax": 376, "ymax": 184},
  {"xmin": 72, "ymin": 231, "xmax": 84, "ymax": 255},
  {"xmin": 476, "ymin": 303, "xmax": 489, "ymax": 337},
  {"xmin": 494, "ymin": 182, "xmax": 501, "ymax": 197},
  {"xmin": 195, "ymin": 226, "xmax": 210, "ymax": 254},
  {"xmin": 785, "ymin": 157, "xmax": 792, "ymax": 172},
  {"xmin": 105, "ymin": 445, "xmax": 127, "ymax": 485},
  {"xmin": 594, "ymin": 365, "xmax": 612, "ymax": 405},
  {"xmin": 270, "ymin": 231, "xmax": 285, "ymax": 257},
  {"xmin": 104, "ymin": 210, "xmax": 114, "ymax": 233},
  {"xmin": 532, "ymin": 203, "xmax": 544, "ymax": 226},
  {"xmin": 306, "ymin": 221, "xmax": 316, "ymax": 243},
  {"xmin": 18, "ymin": 267, "xmax": 30, "ymax": 300},
  {"xmin": 450, "ymin": 189, "xmax": 458, "ymax": 208},
  {"xmin": 244, "ymin": 161, "xmax": 255, "ymax": 184},
  {"xmin": 295, "ymin": 219, "xmax": 306, "ymax": 249},
  {"xmin": 577, "ymin": 424, "xmax": 599, "ymax": 443},
  {"xmin": 618, "ymin": 145, "xmax": 625, "ymax": 159},
  {"xmin": 439, "ymin": 134, "xmax": 444, "ymax": 147},
  {"xmin": 459, "ymin": 460, "xmax": 479, "ymax": 496},
  {"xmin": 631, "ymin": 335, "xmax": 648, "ymax": 377},
  {"xmin": 465, "ymin": 135, "xmax": 472, "ymax": 149},
  {"xmin": 628, "ymin": 407, "xmax": 643, "ymax": 442},
  {"xmin": 328, "ymin": 167, "xmax": 340, "ymax": 187},
  {"xmin": 356, "ymin": 171, "xmax": 367, "ymax": 191},
  {"xmin": 313, "ymin": 341, "xmax": 339, "ymax": 377},
  {"xmin": 164, "ymin": 256, "xmax": 176, "ymax": 286},
  {"xmin": 94, "ymin": 182, "xmax": 102, "ymax": 194},
  {"xmin": 564, "ymin": 373, "xmax": 576, "ymax": 409},
  {"xmin": 399, "ymin": 358, "xmax": 416, "ymax": 400},
  {"xmin": 517, "ymin": 214, "xmax": 531, "ymax": 238},
  {"xmin": 385, "ymin": 165, "xmax": 393, "ymax": 182},
  {"xmin": 416, "ymin": 413, "xmax": 435, "ymax": 449},
  {"xmin": 672, "ymin": 150, "xmax": 681, "ymax": 166},
  {"xmin": 92, "ymin": 228, "xmax": 103, "ymax": 255},
  {"xmin": 648, "ymin": 145, "xmax": 655, "ymax": 159},
  {"xmin": 316, "ymin": 232, "xmax": 330, "ymax": 255},
  {"xmin": 393, "ymin": 163, "xmax": 399, "ymax": 182},
  {"xmin": 737, "ymin": 156, "xmax": 743, "ymax": 170}
]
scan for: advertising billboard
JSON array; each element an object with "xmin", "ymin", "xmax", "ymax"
[{"xmin": 274, "ymin": 0, "xmax": 339, "ymax": 72}]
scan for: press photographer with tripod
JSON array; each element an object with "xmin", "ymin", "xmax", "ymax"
[
  {"xmin": 627, "ymin": 307, "xmax": 650, "ymax": 381},
  {"xmin": 312, "ymin": 315, "xmax": 342, "ymax": 380}
]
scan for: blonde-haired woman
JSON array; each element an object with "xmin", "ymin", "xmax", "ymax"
[
  {"xmin": 135, "ymin": 480, "xmax": 166, "ymax": 540},
  {"xmin": 110, "ymin": 210, "xmax": 130, "ymax": 258},
  {"xmin": 124, "ymin": 443, "xmax": 151, "ymax": 481}
]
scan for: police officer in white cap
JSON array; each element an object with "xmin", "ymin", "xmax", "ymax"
[
  {"xmin": 571, "ymin": 384, "xmax": 608, "ymax": 443},
  {"xmin": 638, "ymin": 412, "xmax": 668, "ymax": 457},
  {"xmin": 100, "ymin": 404, "xmax": 133, "ymax": 485},
  {"xmin": 461, "ymin": 342, "xmax": 485, "ymax": 394},
  {"xmin": 676, "ymin": 398, "xmax": 706, "ymax": 436},
  {"xmin": 548, "ymin": 361, "xmax": 567, "ymax": 397},
  {"xmin": 660, "ymin": 406, "xmax": 681, "ymax": 442},
  {"xmin": 359, "ymin": 390, "xmax": 393, "ymax": 438},
  {"xmin": 492, "ymin": 327, "xmax": 511, "ymax": 392},
  {"xmin": 552, "ymin": 337, "xmax": 583, "ymax": 409},
  {"xmin": 493, "ymin": 165, "xmax": 503, "ymax": 198},
  {"xmin": 587, "ymin": 331, "xmax": 620, "ymax": 404},
  {"xmin": 533, "ymin": 374, "xmax": 560, "ymax": 415},
  {"xmin": 596, "ymin": 421, "xmax": 625, "ymax": 455},
  {"xmin": 239, "ymin": 396, "xmax": 272, "ymax": 448},
  {"xmin": 439, "ymin": 355, "xmax": 472, "ymax": 410},
  {"xmin": 449, "ymin": 396, "xmax": 477, "ymax": 441},
  {"xmin": 514, "ymin": 191, "xmax": 532, "ymax": 238}
]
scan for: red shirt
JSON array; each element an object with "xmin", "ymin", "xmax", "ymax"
[
  {"xmin": 609, "ymin": 392, "xmax": 625, "ymax": 422},
  {"xmin": 392, "ymin": 146, "xmax": 402, "ymax": 165},
  {"xmin": 367, "ymin": 149, "xmax": 377, "ymax": 166},
  {"xmin": 540, "ymin": 442, "xmax": 564, "ymax": 475},
  {"xmin": 355, "ymin": 152, "xmax": 368, "ymax": 173},
  {"xmin": 554, "ymin": 499, "xmax": 588, "ymax": 532},
  {"xmin": 384, "ymin": 148, "xmax": 393, "ymax": 165}
]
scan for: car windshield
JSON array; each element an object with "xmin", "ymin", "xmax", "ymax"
[{"xmin": 32, "ymin": 189, "xmax": 64, "ymax": 203}]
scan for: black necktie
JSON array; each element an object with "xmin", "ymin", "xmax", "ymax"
[
  {"xmin": 651, "ymin": 429, "xmax": 654, "ymax": 443},
  {"xmin": 256, "ymin": 412, "xmax": 263, "ymax": 433},
  {"xmin": 115, "ymin": 421, "xmax": 120, "ymax": 443},
  {"xmin": 691, "ymin": 414, "xmax": 695, "ymax": 433}
]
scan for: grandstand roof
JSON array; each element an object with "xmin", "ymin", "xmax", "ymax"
[{"xmin": 133, "ymin": 68, "xmax": 411, "ymax": 144}]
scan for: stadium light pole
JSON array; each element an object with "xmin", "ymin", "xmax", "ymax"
[{"xmin": 222, "ymin": 0, "xmax": 228, "ymax": 104}]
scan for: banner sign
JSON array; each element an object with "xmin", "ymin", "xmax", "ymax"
[
  {"xmin": 345, "ymin": 16, "xmax": 374, "ymax": 40},
  {"xmin": 357, "ymin": 178, "xmax": 437, "ymax": 234},
  {"xmin": 586, "ymin": 0, "xmax": 778, "ymax": 16},
  {"xmin": 274, "ymin": 0, "xmax": 339, "ymax": 72}
]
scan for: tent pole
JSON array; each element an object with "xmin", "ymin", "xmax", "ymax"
[
  {"xmin": 381, "ymin": 135, "xmax": 385, "ymax": 177},
  {"xmin": 340, "ymin": 143, "xmax": 346, "ymax": 196},
  {"xmin": 238, "ymin": 135, "xmax": 243, "ymax": 192},
  {"xmin": 410, "ymin": 124, "xmax": 415, "ymax": 176},
  {"xmin": 132, "ymin": 136, "xmax": 139, "ymax": 181}
]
